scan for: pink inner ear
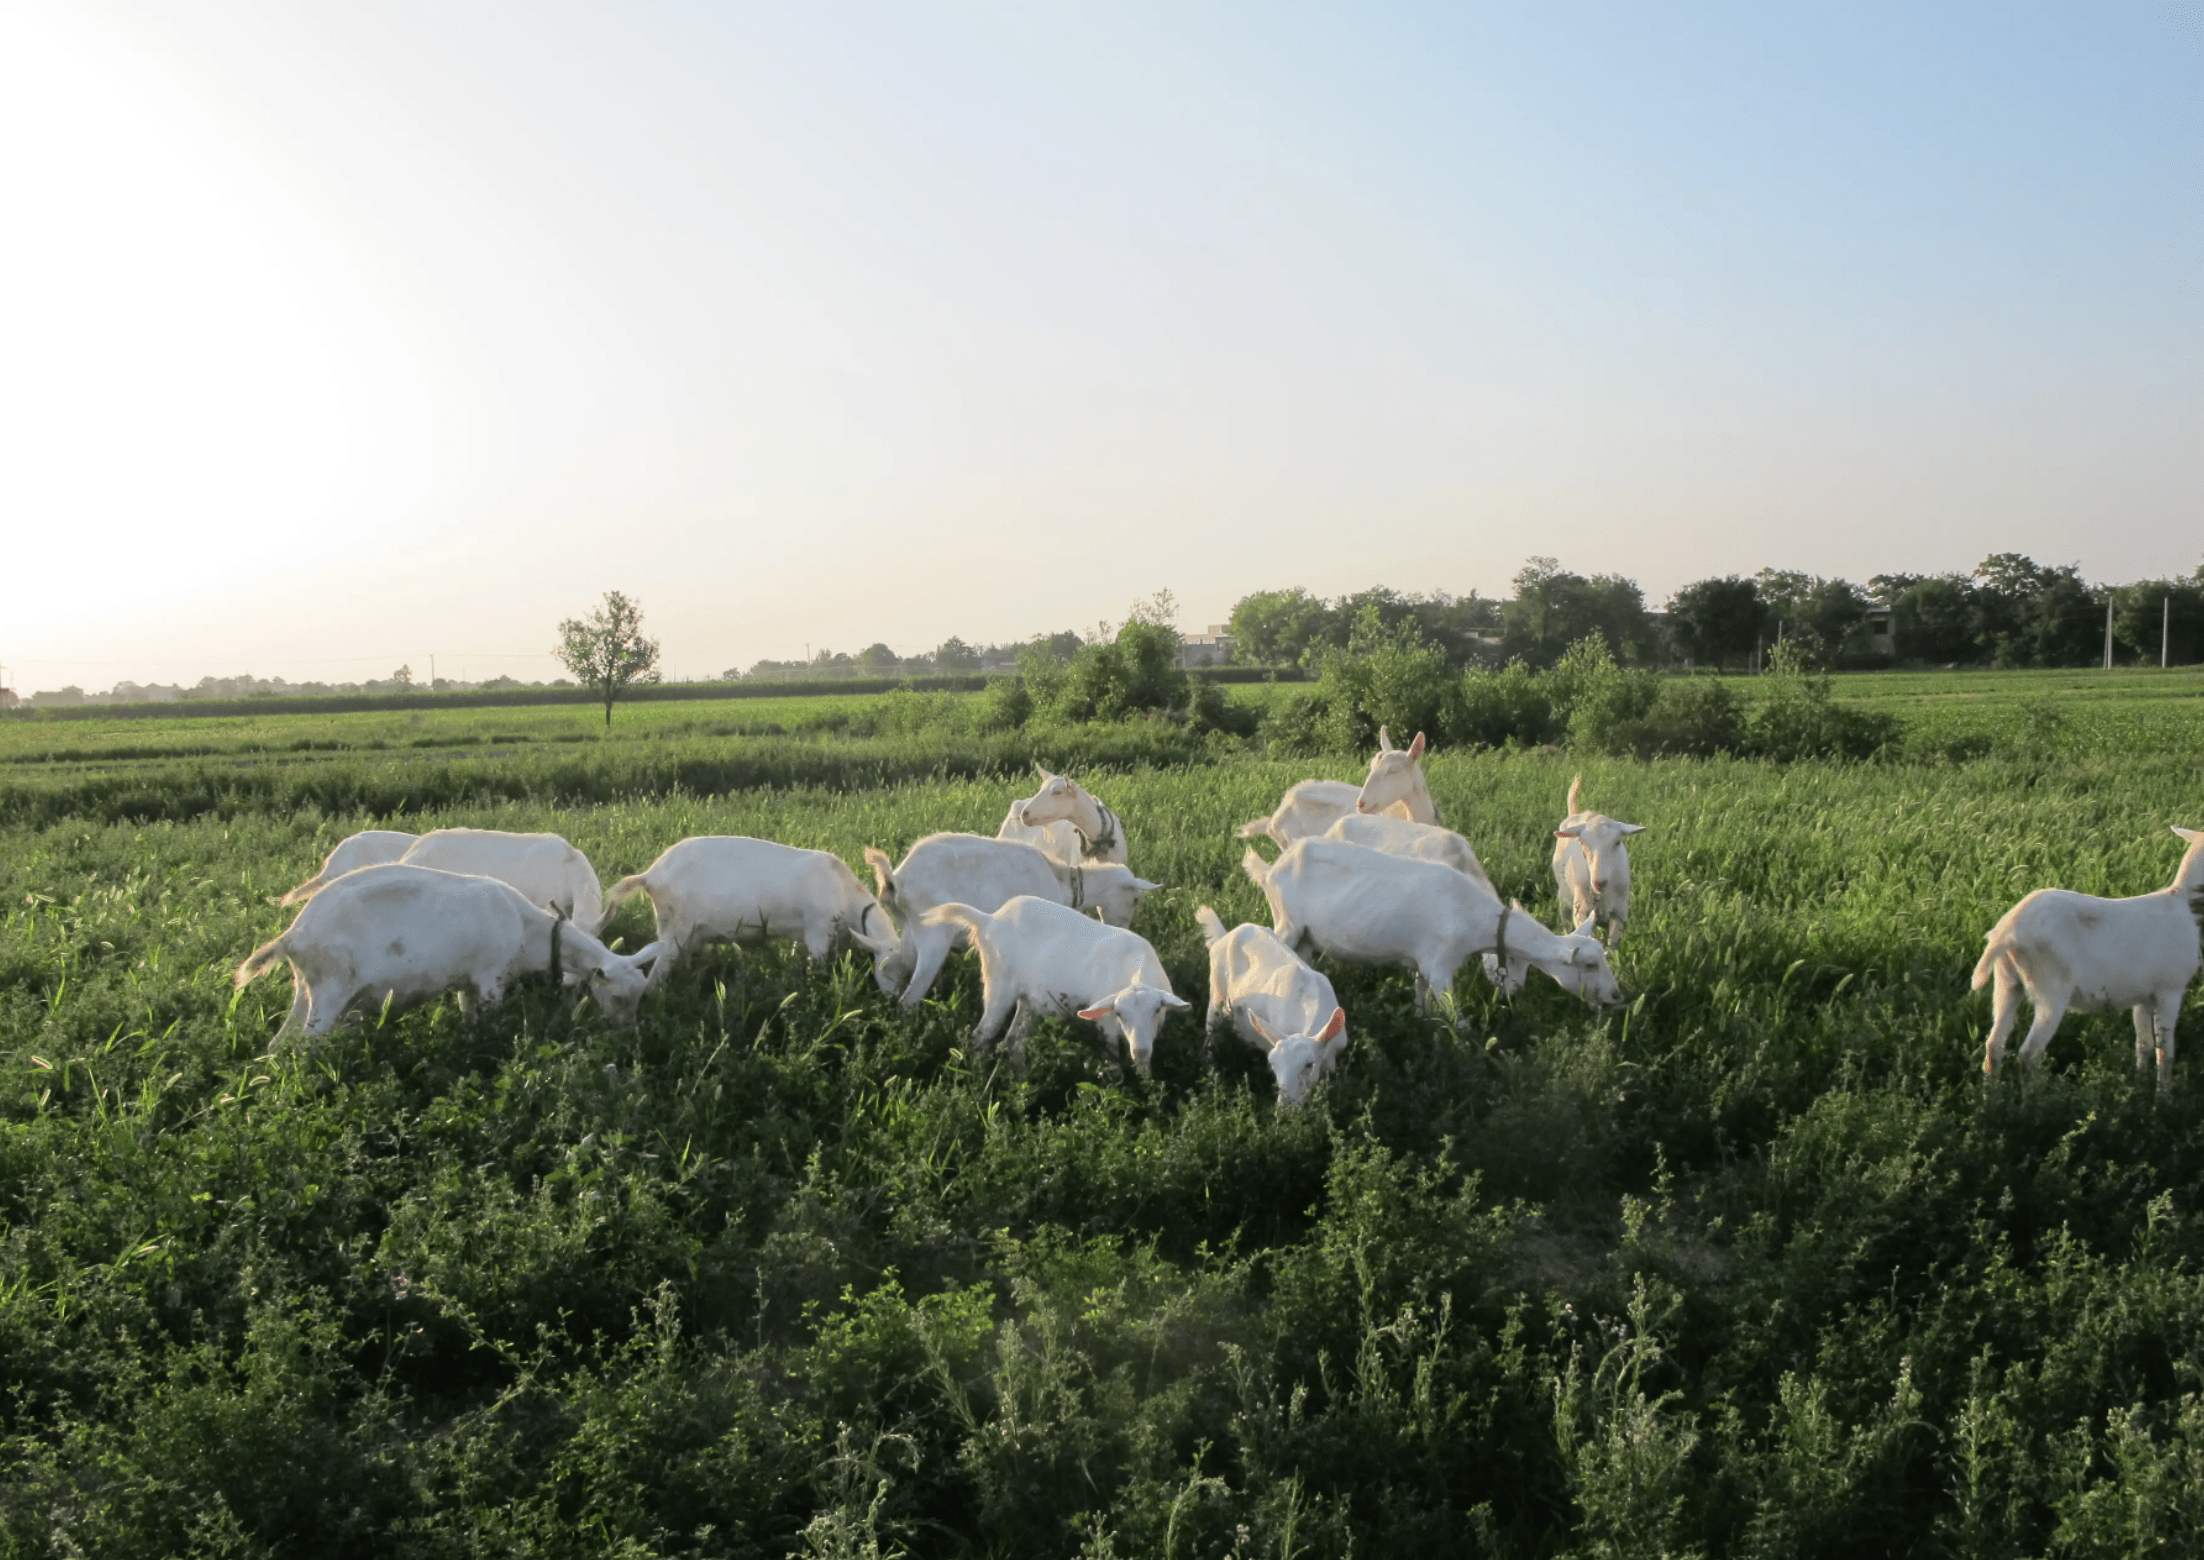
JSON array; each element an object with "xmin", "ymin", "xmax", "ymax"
[
  {"xmin": 1318, "ymin": 1007, "xmax": 1346, "ymax": 1042},
  {"xmin": 1407, "ymin": 733, "xmax": 1425, "ymax": 759},
  {"xmin": 1077, "ymin": 1004, "xmax": 1114, "ymax": 1021}
]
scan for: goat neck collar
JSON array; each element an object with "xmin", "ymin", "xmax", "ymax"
[
  {"xmin": 1493, "ymin": 903, "xmax": 1510, "ymax": 972},
  {"xmin": 1068, "ymin": 863, "xmax": 1085, "ymax": 909},
  {"xmin": 549, "ymin": 910, "xmax": 566, "ymax": 982},
  {"xmin": 1077, "ymin": 801, "xmax": 1120, "ymax": 859}
]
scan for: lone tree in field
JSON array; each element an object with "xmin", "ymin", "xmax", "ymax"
[{"xmin": 556, "ymin": 590, "xmax": 662, "ymax": 729}]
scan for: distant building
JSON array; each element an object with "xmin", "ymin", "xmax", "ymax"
[
  {"xmin": 1861, "ymin": 603, "xmax": 1896, "ymax": 657},
  {"xmin": 0, "ymin": 687, "xmax": 16, "ymax": 710},
  {"xmin": 1181, "ymin": 625, "xmax": 1233, "ymax": 668}
]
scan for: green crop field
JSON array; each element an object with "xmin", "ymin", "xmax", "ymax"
[{"xmin": 3, "ymin": 669, "xmax": 2204, "ymax": 1556}]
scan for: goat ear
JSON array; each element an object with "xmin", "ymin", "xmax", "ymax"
[
  {"xmin": 1573, "ymin": 914, "xmax": 1598, "ymax": 939},
  {"xmin": 1034, "ymin": 762, "xmax": 1052, "ymax": 780},
  {"xmin": 1248, "ymin": 1012, "xmax": 1280, "ymax": 1045},
  {"xmin": 2175, "ymin": 827, "xmax": 2204, "ymax": 844},
  {"xmin": 1555, "ymin": 826, "xmax": 1583, "ymax": 840},
  {"xmin": 1376, "ymin": 726, "xmax": 1394, "ymax": 750},
  {"xmin": 1131, "ymin": 877, "xmax": 1162, "ymax": 892},
  {"xmin": 1317, "ymin": 1007, "xmax": 1346, "ymax": 1043},
  {"xmin": 1077, "ymin": 1002, "xmax": 1116, "ymax": 1022},
  {"xmin": 1160, "ymin": 991, "xmax": 1192, "ymax": 1010},
  {"xmin": 1617, "ymin": 822, "xmax": 1647, "ymax": 836},
  {"xmin": 1407, "ymin": 732, "xmax": 1426, "ymax": 759}
]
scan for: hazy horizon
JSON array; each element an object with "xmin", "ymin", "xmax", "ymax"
[{"xmin": 5, "ymin": 2, "xmax": 2196, "ymax": 694}]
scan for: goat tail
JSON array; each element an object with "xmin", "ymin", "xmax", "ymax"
[
  {"xmin": 1970, "ymin": 934, "xmax": 2014, "ymax": 991},
  {"xmin": 863, "ymin": 846, "xmax": 897, "ymax": 904},
  {"xmin": 604, "ymin": 872, "xmax": 651, "ymax": 910},
  {"xmin": 1566, "ymin": 775, "xmax": 1583, "ymax": 815},
  {"xmin": 1195, "ymin": 905, "xmax": 1227, "ymax": 946},
  {"xmin": 234, "ymin": 933, "xmax": 289, "ymax": 990}
]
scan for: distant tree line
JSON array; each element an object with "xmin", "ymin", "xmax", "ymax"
[{"xmin": 1231, "ymin": 553, "xmax": 2204, "ymax": 673}]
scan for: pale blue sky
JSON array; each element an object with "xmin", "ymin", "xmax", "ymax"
[{"xmin": 3, "ymin": 2, "xmax": 2196, "ymax": 689}]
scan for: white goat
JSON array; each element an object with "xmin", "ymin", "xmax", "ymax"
[
  {"xmin": 864, "ymin": 834, "xmax": 1160, "ymax": 1008},
  {"xmin": 1238, "ymin": 727, "xmax": 1439, "ymax": 845},
  {"xmin": 1551, "ymin": 777, "xmax": 1645, "ymax": 946},
  {"xmin": 1974, "ymin": 826, "xmax": 2204, "ymax": 1093},
  {"xmin": 1195, "ymin": 906, "xmax": 1347, "ymax": 1106},
  {"xmin": 919, "ymin": 895, "xmax": 1188, "ymax": 1072},
  {"xmin": 1009, "ymin": 766, "xmax": 1129, "ymax": 865},
  {"xmin": 1243, "ymin": 837, "xmax": 1623, "ymax": 1014},
  {"xmin": 996, "ymin": 800, "xmax": 1088, "ymax": 870},
  {"xmin": 1323, "ymin": 812, "xmax": 1492, "ymax": 889},
  {"xmin": 398, "ymin": 828, "xmax": 613, "ymax": 935},
  {"xmin": 277, "ymin": 829, "xmax": 418, "ymax": 906},
  {"xmin": 603, "ymin": 836, "xmax": 900, "ymax": 995},
  {"xmin": 234, "ymin": 864, "xmax": 657, "ymax": 1037}
]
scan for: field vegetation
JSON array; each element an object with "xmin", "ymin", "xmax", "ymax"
[{"xmin": 1, "ymin": 667, "xmax": 2203, "ymax": 1554}]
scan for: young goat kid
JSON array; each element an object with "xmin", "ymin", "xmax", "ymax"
[
  {"xmin": 1551, "ymin": 777, "xmax": 1645, "ymax": 945},
  {"xmin": 1974, "ymin": 826, "xmax": 2204, "ymax": 1093}
]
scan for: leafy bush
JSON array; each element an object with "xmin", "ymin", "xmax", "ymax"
[
  {"xmin": 1574, "ymin": 676, "xmax": 1744, "ymax": 759},
  {"xmin": 1452, "ymin": 661, "xmax": 1558, "ymax": 748},
  {"xmin": 976, "ymin": 675, "xmax": 1034, "ymax": 732},
  {"xmin": 1749, "ymin": 643, "xmax": 1900, "ymax": 760},
  {"xmin": 1315, "ymin": 608, "xmax": 1459, "ymax": 752}
]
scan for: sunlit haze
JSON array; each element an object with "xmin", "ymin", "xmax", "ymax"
[{"xmin": 4, "ymin": 2, "xmax": 2197, "ymax": 692}]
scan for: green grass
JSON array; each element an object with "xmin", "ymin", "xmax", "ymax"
[{"xmin": 3, "ymin": 673, "xmax": 2204, "ymax": 1554}]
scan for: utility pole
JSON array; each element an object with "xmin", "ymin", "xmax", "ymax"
[
  {"xmin": 2103, "ymin": 598, "xmax": 2114, "ymax": 670},
  {"xmin": 2165, "ymin": 596, "xmax": 2172, "ymax": 669}
]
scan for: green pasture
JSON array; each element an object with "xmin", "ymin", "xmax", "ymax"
[{"xmin": 2, "ymin": 672, "xmax": 2204, "ymax": 1555}]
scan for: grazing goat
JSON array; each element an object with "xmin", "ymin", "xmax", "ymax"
[
  {"xmin": 1243, "ymin": 838, "xmax": 1622, "ymax": 1014},
  {"xmin": 919, "ymin": 896, "xmax": 1188, "ymax": 1072},
  {"xmin": 1009, "ymin": 766, "xmax": 1128, "ymax": 865},
  {"xmin": 1551, "ymin": 777, "xmax": 1645, "ymax": 945},
  {"xmin": 1974, "ymin": 826, "xmax": 2204, "ymax": 1093},
  {"xmin": 864, "ymin": 834, "xmax": 1159, "ymax": 1008},
  {"xmin": 399, "ymin": 828, "xmax": 613, "ymax": 935},
  {"xmin": 1238, "ymin": 728, "xmax": 1438, "ymax": 846},
  {"xmin": 603, "ymin": 836, "xmax": 900, "ymax": 995},
  {"xmin": 277, "ymin": 829, "xmax": 418, "ymax": 906},
  {"xmin": 234, "ymin": 864, "xmax": 657, "ymax": 1038},
  {"xmin": 1323, "ymin": 812, "xmax": 1492, "ymax": 889},
  {"xmin": 1195, "ymin": 907, "xmax": 1347, "ymax": 1106}
]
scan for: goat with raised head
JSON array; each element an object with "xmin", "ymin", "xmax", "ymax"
[
  {"xmin": 1007, "ymin": 765, "xmax": 1128, "ymax": 865},
  {"xmin": 1975, "ymin": 826, "xmax": 2204, "ymax": 1093},
  {"xmin": 1238, "ymin": 727, "xmax": 1439, "ymax": 846},
  {"xmin": 1551, "ymin": 777, "xmax": 1645, "ymax": 945}
]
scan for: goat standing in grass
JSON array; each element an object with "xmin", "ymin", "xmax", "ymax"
[
  {"xmin": 1552, "ymin": 776, "xmax": 1644, "ymax": 946},
  {"xmin": 1975, "ymin": 826, "xmax": 2204, "ymax": 1092}
]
